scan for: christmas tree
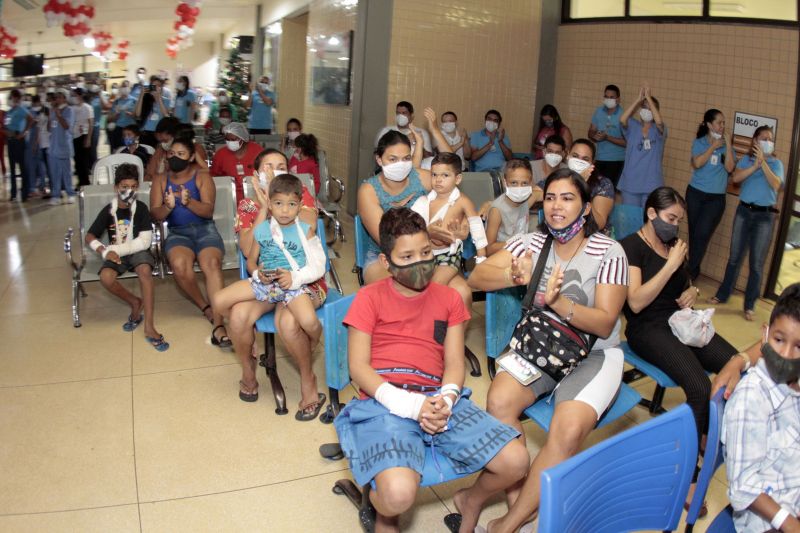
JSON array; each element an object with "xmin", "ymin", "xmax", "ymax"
[{"xmin": 218, "ymin": 40, "xmax": 251, "ymax": 116}]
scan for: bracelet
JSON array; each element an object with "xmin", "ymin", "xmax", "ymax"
[
  {"xmin": 735, "ymin": 352, "xmax": 751, "ymax": 372},
  {"xmin": 563, "ymin": 298, "xmax": 576, "ymax": 323},
  {"xmin": 771, "ymin": 507, "xmax": 790, "ymax": 530}
]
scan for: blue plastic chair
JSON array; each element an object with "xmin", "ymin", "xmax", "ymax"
[
  {"xmin": 238, "ymin": 219, "xmax": 344, "ymax": 415},
  {"xmin": 685, "ymin": 388, "xmax": 727, "ymax": 532},
  {"xmin": 609, "ymin": 204, "xmax": 643, "ymax": 241},
  {"xmin": 484, "ymin": 289, "xmax": 642, "ymax": 431},
  {"xmin": 621, "ymin": 341, "xmax": 678, "ymax": 414},
  {"xmin": 705, "ymin": 505, "xmax": 735, "ymax": 533},
  {"xmin": 538, "ymin": 403, "xmax": 698, "ymax": 533}
]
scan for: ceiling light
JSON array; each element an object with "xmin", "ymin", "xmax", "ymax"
[
  {"xmin": 328, "ymin": 36, "xmax": 340, "ymax": 46},
  {"xmin": 267, "ymin": 23, "xmax": 282, "ymax": 35},
  {"xmin": 83, "ymin": 37, "xmax": 95, "ymax": 49}
]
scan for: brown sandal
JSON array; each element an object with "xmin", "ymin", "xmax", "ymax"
[
  {"xmin": 239, "ymin": 380, "xmax": 259, "ymax": 402},
  {"xmin": 295, "ymin": 393, "xmax": 326, "ymax": 421}
]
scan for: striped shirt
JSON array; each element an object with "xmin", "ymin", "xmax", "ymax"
[
  {"xmin": 721, "ymin": 360, "xmax": 800, "ymax": 532},
  {"xmin": 505, "ymin": 231, "xmax": 629, "ymax": 350}
]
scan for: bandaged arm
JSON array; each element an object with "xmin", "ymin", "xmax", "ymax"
[
  {"xmin": 105, "ymin": 230, "xmax": 153, "ymax": 258},
  {"xmin": 468, "ymin": 215, "xmax": 488, "ymax": 250},
  {"xmin": 374, "ymin": 382, "xmax": 426, "ymax": 420},
  {"xmin": 289, "ymin": 235, "xmax": 326, "ymax": 289}
]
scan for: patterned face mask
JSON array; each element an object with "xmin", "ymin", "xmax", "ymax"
[
  {"xmin": 387, "ymin": 257, "xmax": 435, "ymax": 291},
  {"xmin": 545, "ymin": 205, "xmax": 588, "ymax": 244}
]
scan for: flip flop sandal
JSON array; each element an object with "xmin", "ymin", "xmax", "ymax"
[
  {"xmin": 239, "ymin": 380, "xmax": 259, "ymax": 402},
  {"xmin": 145, "ymin": 335, "xmax": 170, "ymax": 352},
  {"xmin": 684, "ymin": 500, "xmax": 709, "ymax": 518},
  {"xmin": 444, "ymin": 513, "xmax": 462, "ymax": 533},
  {"xmin": 201, "ymin": 304, "xmax": 213, "ymax": 324},
  {"xmin": 211, "ymin": 325, "xmax": 233, "ymax": 349},
  {"xmin": 295, "ymin": 393, "xmax": 326, "ymax": 421},
  {"xmin": 122, "ymin": 314, "xmax": 143, "ymax": 332}
]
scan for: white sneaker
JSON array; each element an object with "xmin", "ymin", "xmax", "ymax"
[
  {"xmin": 48, "ymin": 198, "xmax": 61, "ymax": 206},
  {"xmin": 66, "ymin": 196, "xmax": 76, "ymax": 204}
]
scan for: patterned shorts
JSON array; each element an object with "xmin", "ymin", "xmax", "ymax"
[
  {"xmin": 434, "ymin": 241, "xmax": 463, "ymax": 271},
  {"xmin": 250, "ymin": 278, "xmax": 327, "ymax": 306}
]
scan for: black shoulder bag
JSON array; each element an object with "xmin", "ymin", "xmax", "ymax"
[{"xmin": 509, "ymin": 236, "xmax": 596, "ymax": 381}]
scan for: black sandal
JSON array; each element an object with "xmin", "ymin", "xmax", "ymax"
[
  {"xmin": 201, "ymin": 304, "xmax": 213, "ymax": 324},
  {"xmin": 211, "ymin": 325, "xmax": 232, "ymax": 349}
]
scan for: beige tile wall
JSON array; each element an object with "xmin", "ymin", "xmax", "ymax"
[
  {"xmin": 387, "ymin": 0, "xmax": 542, "ymax": 157},
  {"xmin": 554, "ymin": 22, "xmax": 798, "ymax": 293},
  {"xmin": 277, "ymin": 13, "xmax": 309, "ymax": 127},
  {"xmin": 303, "ymin": 0, "xmax": 358, "ymax": 180}
]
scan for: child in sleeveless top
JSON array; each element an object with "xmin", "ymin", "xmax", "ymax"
[
  {"xmin": 485, "ymin": 158, "xmax": 536, "ymax": 255},
  {"xmin": 426, "ymin": 152, "xmax": 487, "ymax": 286}
]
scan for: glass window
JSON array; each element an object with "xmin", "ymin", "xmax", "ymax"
[
  {"xmin": 710, "ymin": 0, "xmax": 797, "ymax": 20},
  {"xmin": 570, "ymin": 0, "xmax": 625, "ymax": 18},
  {"xmin": 631, "ymin": 0, "xmax": 703, "ymax": 16}
]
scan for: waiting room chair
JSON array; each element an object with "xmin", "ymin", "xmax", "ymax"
[
  {"xmin": 237, "ymin": 219, "xmax": 345, "ymax": 415},
  {"xmin": 249, "ymin": 133, "xmax": 282, "ymax": 150},
  {"xmin": 609, "ymin": 203, "xmax": 643, "ymax": 241},
  {"xmin": 114, "ymin": 144, "xmax": 156, "ymax": 156},
  {"xmin": 705, "ymin": 506, "xmax": 735, "ymax": 533},
  {"xmin": 538, "ymin": 403, "xmax": 698, "ymax": 533},
  {"xmin": 91, "ymin": 153, "xmax": 145, "ymax": 185},
  {"xmin": 484, "ymin": 288, "xmax": 642, "ymax": 431},
  {"xmin": 64, "ymin": 182, "xmax": 162, "ymax": 328},
  {"xmin": 316, "ymin": 149, "xmax": 346, "ymax": 245}
]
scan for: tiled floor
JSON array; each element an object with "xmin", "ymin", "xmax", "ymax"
[{"xmin": 0, "ymin": 197, "xmax": 775, "ymax": 532}]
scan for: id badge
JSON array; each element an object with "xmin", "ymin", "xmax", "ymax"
[
  {"xmin": 236, "ymin": 163, "xmax": 245, "ymax": 176},
  {"xmin": 148, "ymin": 112, "xmax": 158, "ymax": 124},
  {"xmin": 643, "ymin": 138, "xmax": 651, "ymax": 151},
  {"xmin": 710, "ymin": 154, "xmax": 719, "ymax": 166}
]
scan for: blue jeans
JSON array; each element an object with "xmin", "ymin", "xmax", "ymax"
[
  {"xmin": 714, "ymin": 203, "xmax": 775, "ymax": 311},
  {"xmin": 7, "ymin": 136, "xmax": 27, "ymax": 200},
  {"xmin": 686, "ymin": 185, "xmax": 726, "ymax": 280}
]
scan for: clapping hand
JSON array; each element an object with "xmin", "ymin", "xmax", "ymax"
[
  {"xmin": 164, "ymin": 187, "xmax": 176, "ymax": 209},
  {"xmin": 179, "ymin": 185, "xmax": 191, "ymax": 206},
  {"xmin": 510, "ymin": 250, "xmax": 533, "ymax": 286},
  {"xmin": 423, "ymin": 107, "xmax": 437, "ymax": 129},
  {"xmin": 544, "ymin": 263, "xmax": 564, "ymax": 306},
  {"xmin": 666, "ymin": 239, "xmax": 688, "ymax": 273}
]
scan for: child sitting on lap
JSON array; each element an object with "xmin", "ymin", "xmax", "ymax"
[
  {"xmin": 85, "ymin": 163, "xmax": 168, "ymax": 351},
  {"xmin": 722, "ymin": 282, "xmax": 800, "ymax": 533},
  {"xmin": 213, "ymin": 174, "xmax": 327, "ymax": 419},
  {"xmin": 427, "ymin": 152, "xmax": 487, "ymax": 287},
  {"xmin": 335, "ymin": 207, "xmax": 528, "ymax": 533}
]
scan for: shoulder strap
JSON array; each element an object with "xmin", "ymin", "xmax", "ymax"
[{"xmin": 522, "ymin": 235, "xmax": 553, "ymax": 310}]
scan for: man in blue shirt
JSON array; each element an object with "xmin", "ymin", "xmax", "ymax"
[
  {"xmin": 469, "ymin": 109, "xmax": 512, "ymax": 172},
  {"xmin": 246, "ymin": 76, "xmax": 275, "ymax": 135},
  {"xmin": 4, "ymin": 89, "xmax": 34, "ymax": 201},
  {"xmin": 48, "ymin": 89, "xmax": 77, "ymax": 205},
  {"xmin": 107, "ymin": 85, "xmax": 137, "ymax": 151},
  {"xmin": 588, "ymin": 84, "xmax": 626, "ymax": 187}
]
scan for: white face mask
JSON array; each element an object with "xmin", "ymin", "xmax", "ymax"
[
  {"xmin": 176, "ymin": 82, "xmax": 186, "ymax": 91},
  {"xmin": 137, "ymin": 73, "xmax": 145, "ymax": 82},
  {"xmin": 441, "ymin": 122, "xmax": 456, "ymax": 134},
  {"xmin": 219, "ymin": 117, "xmax": 231, "ymax": 126},
  {"xmin": 567, "ymin": 157, "xmax": 592, "ymax": 174},
  {"xmin": 506, "ymin": 186, "xmax": 532, "ymax": 203},
  {"xmin": 161, "ymin": 141, "xmax": 172, "ymax": 151},
  {"xmin": 396, "ymin": 114, "xmax": 409, "ymax": 128},
  {"xmin": 485, "ymin": 120, "xmax": 499, "ymax": 133},
  {"xmin": 639, "ymin": 108, "xmax": 654, "ymax": 122},
  {"xmin": 287, "ymin": 131, "xmax": 300, "ymax": 141},
  {"xmin": 759, "ymin": 140, "xmax": 775, "ymax": 155},
  {"xmin": 603, "ymin": 98, "xmax": 617, "ymax": 109},
  {"xmin": 258, "ymin": 171, "xmax": 269, "ymax": 188},
  {"xmin": 89, "ymin": 84, "xmax": 100, "ymax": 93},
  {"xmin": 382, "ymin": 160, "xmax": 413, "ymax": 182},
  {"xmin": 119, "ymin": 87, "xmax": 130, "ymax": 97},
  {"xmin": 227, "ymin": 139, "xmax": 243, "ymax": 152},
  {"xmin": 259, "ymin": 83, "xmax": 269, "ymax": 92},
  {"xmin": 218, "ymin": 95, "xmax": 229, "ymax": 104},
  {"xmin": 709, "ymin": 128, "xmax": 722, "ymax": 140},
  {"xmin": 544, "ymin": 153, "xmax": 563, "ymax": 167}
]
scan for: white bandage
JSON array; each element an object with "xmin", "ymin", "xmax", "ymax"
[
  {"xmin": 475, "ymin": 256, "xmax": 487, "ymax": 264},
  {"xmin": 374, "ymin": 382, "xmax": 426, "ymax": 420},
  {"xmin": 468, "ymin": 216, "xmax": 488, "ymax": 249},
  {"xmin": 439, "ymin": 383, "xmax": 461, "ymax": 409},
  {"xmin": 89, "ymin": 239, "xmax": 104, "ymax": 252},
  {"xmin": 771, "ymin": 507, "xmax": 790, "ymax": 530},
  {"xmin": 289, "ymin": 236, "xmax": 327, "ymax": 290},
  {"xmin": 106, "ymin": 230, "xmax": 152, "ymax": 258}
]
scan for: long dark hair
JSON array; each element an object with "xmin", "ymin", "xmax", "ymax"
[
  {"xmin": 138, "ymin": 75, "xmax": 161, "ymax": 127},
  {"xmin": 537, "ymin": 104, "xmax": 564, "ymax": 135},
  {"xmin": 643, "ymin": 186, "xmax": 686, "ymax": 224},
  {"xmin": 570, "ymin": 138, "xmax": 599, "ymax": 190},
  {"xmin": 538, "ymin": 168, "xmax": 599, "ymax": 238},
  {"xmin": 375, "ymin": 130, "xmax": 411, "ymax": 157},
  {"xmin": 295, "ymin": 133, "xmax": 319, "ymax": 163},
  {"xmin": 255, "ymin": 148, "xmax": 289, "ymax": 170},
  {"xmin": 696, "ymin": 109, "xmax": 722, "ymax": 139},
  {"xmin": 177, "ymin": 75, "xmax": 190, "ymax": 97},
  {"xmin": 751, "ymin": 125, "xmax": 774, "ymax": 157}
]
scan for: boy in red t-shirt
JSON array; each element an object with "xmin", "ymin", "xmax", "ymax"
[{"xmin": 336, "ymin": 207, "xmax": 528, "ymax": 533}]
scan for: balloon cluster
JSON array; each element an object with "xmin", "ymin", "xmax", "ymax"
[
  {"xmin": 116, "ymin": 39, "xmax": 129, "ymax": 61},
  {"xmin": 42, "ymin": 0, "xmax": 95, "ymax": 42},
  {"xmin": 0, "ymin": 25, "xmax": 18, "ymax": 59},
  {"xmin": 92, "ymin": 31, "xmax": 112, "ymax": 55},
  {"xmin": 166, "ymin": 0, "xmax": 201, "ymax": 58}
]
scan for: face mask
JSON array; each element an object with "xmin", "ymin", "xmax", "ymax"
[
  {"xmin": 396, "ymin": 114, "xmax": 409, "ymax": 128},
  {"xmin": 137, "ymin": 73, "xmax": 145, "ymax": 82},
  {"xmin": 32, "ymin": 106, "xmax": 42, "ymax": 112},
  {"xmin": 112, "ymin": 88, "xmax": 119, "ymax": 96},
  {"xmin": 160, "ymin": 141, "xmax": 172, "ymax": 151},
  {"xmin": 76, "ymin": 82, "xmax": 85, "ymax": 90},
  {"xmin": 22, "ymin": 101, "xmax": 32, "ymax": 108},
  {"xmin": 168, "ymin": 156, "xmax": 191, "ymax": 173},
  {"xmin": 259, "ymin": 83, "xmax": 269, "ymax": 92},
  {"xmin": 119, "ymin": 87, "xmax": 129, "ymax": 97},
  {"xmin": 176, "ymin": 82, "xmax": 186, "ymax": 91},
  {"xmin": 117, "ymin": 189, "xmax": 137, "ymax": 203},
  {"xmin": 759, "ymin": 140, "xmax": 775, "ymax": 155},
  {"xmin": 69, "ymin": 96, "xmax": 79, "ymax": 106},
  {"xmin": 218, "ymin": 95, "xmax": 229, "ymax": 104},
  {"xmin": 544, "ymin": 153, "xmax": 563, "ymax": 167},
  {"xmin": 226, "ymin": 139, "xmax": 243, "ymax": 152},
  {"xmin": 651, "ymin": 216, "xmax": 678, "ymax": 243},
  {"xmin": 123, "ymin": 137, "xmax": 136, "ymax": 147},
  {"xmin": 441, "ymin": 122, "xmax": 456, "ymax": 134},
  {"xmin": 545, "ymin": 207, "xmax": 587, "ymax": 244},
  {"xmin": 387, "ymin": 257, "xmax": 436, "ymax": 291},
  {"xmin": 709, "ymin": 127, "xmax": 722, "ymax": 140},
  {"xmin": 506, "ymin": 186, "xmax": 532, "ymax": 203},
  {"xmin": 287, "ymin": 131, "xmax": 300, "ymax": 141},
  {"xmin": 485, "ymin": 120, "xmax": 498, "ymax": 133},
  {"xmin": 382, "ymin": 161, "xmax": 413, "ymax": 182},
  {"xmin": 639, "ymin": 108, "xmax": 654, "ymax": 122},
  {"xmin": 761, "ymin": 336, "xmax": 800, "ymax": 384},
  {"xmin": 544, "ymin": 119, "xmax": 554, "ymax": 128},
  {"xmin": 89, "ymin": 84, "xmax": 100, "ymax": 93},
  {"xmin": 567, "ymin": 157, "xmax": 592, "ymax": 174},
  {"xmin": 219, "ymin": 117, "xmax": 231, "ymax": 126},
  {"xmin": 603, "ymin": 98, "xmax": 617, "ymax": 109}
]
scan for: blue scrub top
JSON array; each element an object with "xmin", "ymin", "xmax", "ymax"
[
  {"xmin": 248, "ymin": 89, "xmax": 275, "ymax": 130},
  {"xmin": 591, "ymin": 105, "xmax": 625, "ymax": 161},
  {"xmin": 90, "ymin": 96, "xmax": 103, "ymax": 127},
  {"xmin": 689, "ymin": 136, "xmax": 731, "ymax": 194},
  {"xmin": 618, "ymin": 118, "xmax": 668, "ymax": 194},
  {"xmin": 49, "ymin": 106, "xmax": 74, "ymax": 159},
  {"xmin": 737, "ymin": 154, "xmax": 783, "ymax": 206},
  {"xmin": 112, "ymin": 96, "xmax": 137, "ymax": 128},
  {"xmin": 469, "ymin": 129, "xmax": 511, "ymax": 172},
  {"xmin": 142, "ymin": 94, "xmax": 172, "ymax": 132},
  {"xmin": 174, "ymin": 89, "xmax": 197, "ymax": 124},
  {"xmin": 5, "ymin": 105, "xmax": 31, "ymax": 133}
]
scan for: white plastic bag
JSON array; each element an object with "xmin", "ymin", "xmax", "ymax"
[{"xmin": 668, "ymin": 308, "xmax": 716, "ymax": 347}]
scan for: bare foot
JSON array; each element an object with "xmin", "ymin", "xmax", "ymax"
[
  {"xmin": 744, "ymin": 309, "xmax": 755, "ymax": 321},
  {"xmin": 299, "ymin": 374, "xmax": 320, "ymax": 408},
  {"xmin": 453, "ymin": 488, "xmax": 481, "ymax": 533},
  {"xmin": 707, "ymin": 296, "xmax": 721, "ymax": 305},
  {"xmin": 201, "ymin": 304, "xmax": 214, "ymax": 323}
]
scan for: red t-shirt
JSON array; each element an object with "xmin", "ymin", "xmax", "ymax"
[
  {"xmin": 289, "ymin": 155, "xmax": 320, "ymax": 196},
  {"xmin": 210, "ymin": 141, "xmax": 263, "ymax": 203},
  {"xmin": 344, "ymin": 277, "xmax": 470, "ymax": 396}
]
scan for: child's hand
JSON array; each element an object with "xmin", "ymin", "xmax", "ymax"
[
  {"xmin": 418, "ymin": 397, "xmax": 449, "ymax": 434},
  {"xmin": 275, "ymin": 268, "xmax": 293, "ymax": 290},
  {"xmin": 478, "ymin": 200, "xmax": 491, "ymax": 220},
  {"xmin": 164, "ymin": 187, "xmax": 176, "ymax": 209},
  {"xmin": 105, "ymin": 251, "xmax": 122, "ymax": 264}
]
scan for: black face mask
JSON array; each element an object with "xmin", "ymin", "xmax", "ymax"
[
  {"xmin": 761, "ymin": 341, "xmax": 800, "ymax": 384},
  {"xmin": 651, "ymin": 216, "xmax": 678, "ymax": 243},
  {"xmin": 168, "ymin": 156, "xmax": 190, "ymax": 173}
]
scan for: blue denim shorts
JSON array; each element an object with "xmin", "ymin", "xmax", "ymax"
[
  {"xmin": 164, "ymin": 220, "xmax": 225, "ymax": 256},
  {"xmin": 334, "ymin": 388, "xmax": 520, "ymax": 486}
]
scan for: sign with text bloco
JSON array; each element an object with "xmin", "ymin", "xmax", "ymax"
[{"xmin": 727, "ymin": 112, "xmax": 778, "ymax": 195}]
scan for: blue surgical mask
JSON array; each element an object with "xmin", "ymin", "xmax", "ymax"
[{"xmin": 123, "ymin": 137, "xmax": 136, "ymax": 147}]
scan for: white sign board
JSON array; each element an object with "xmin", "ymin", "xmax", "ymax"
[{"xmin": 733, "ymin": 112, "xmax": 778, "ymax": 140}]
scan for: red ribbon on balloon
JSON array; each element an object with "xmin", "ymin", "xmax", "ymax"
[
  {"xmin": 42, "ymin": 0, "xmax": 95, "ymax": 42},
  {"xmin": 0, "ymin": 25, "xmax": 18, "ymax": 59},
  {"xmin": 165, "ymin": 0, "xmax": 202, "ymax": 58}
]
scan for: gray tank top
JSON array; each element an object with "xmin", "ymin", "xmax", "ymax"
[{"xmin": 491, "ymin": 195, "xmax": 530, "ymax": 242}]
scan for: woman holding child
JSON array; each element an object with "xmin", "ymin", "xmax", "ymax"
[{"xmin": 469, "ymin": 168, "xmax": 629, "ymax": 532}]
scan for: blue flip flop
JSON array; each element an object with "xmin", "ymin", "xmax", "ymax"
[
  {"xmin": 145, "ymin": 335, "xmax": 170, "ymax": 352},
  {"xmin": 122, "ymin": 314, "xmax": 143, "ymax": 332}
]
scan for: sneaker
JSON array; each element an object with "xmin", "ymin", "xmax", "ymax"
[
  {"xmin": 48, "ymin": 198, "xmax": 61, "ymax": 206},
  {"xmin": 66, "ymin": 196, "xmax": 76, "ymax": 204}
]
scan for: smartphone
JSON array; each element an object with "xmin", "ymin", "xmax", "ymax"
[
  {"xmin": 260, "ymin": 268, "xmax": 278, "ymax": 280},
  {"xmin": 148, "ymin": 84, "xmax": 156, "ymax": 92}
]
